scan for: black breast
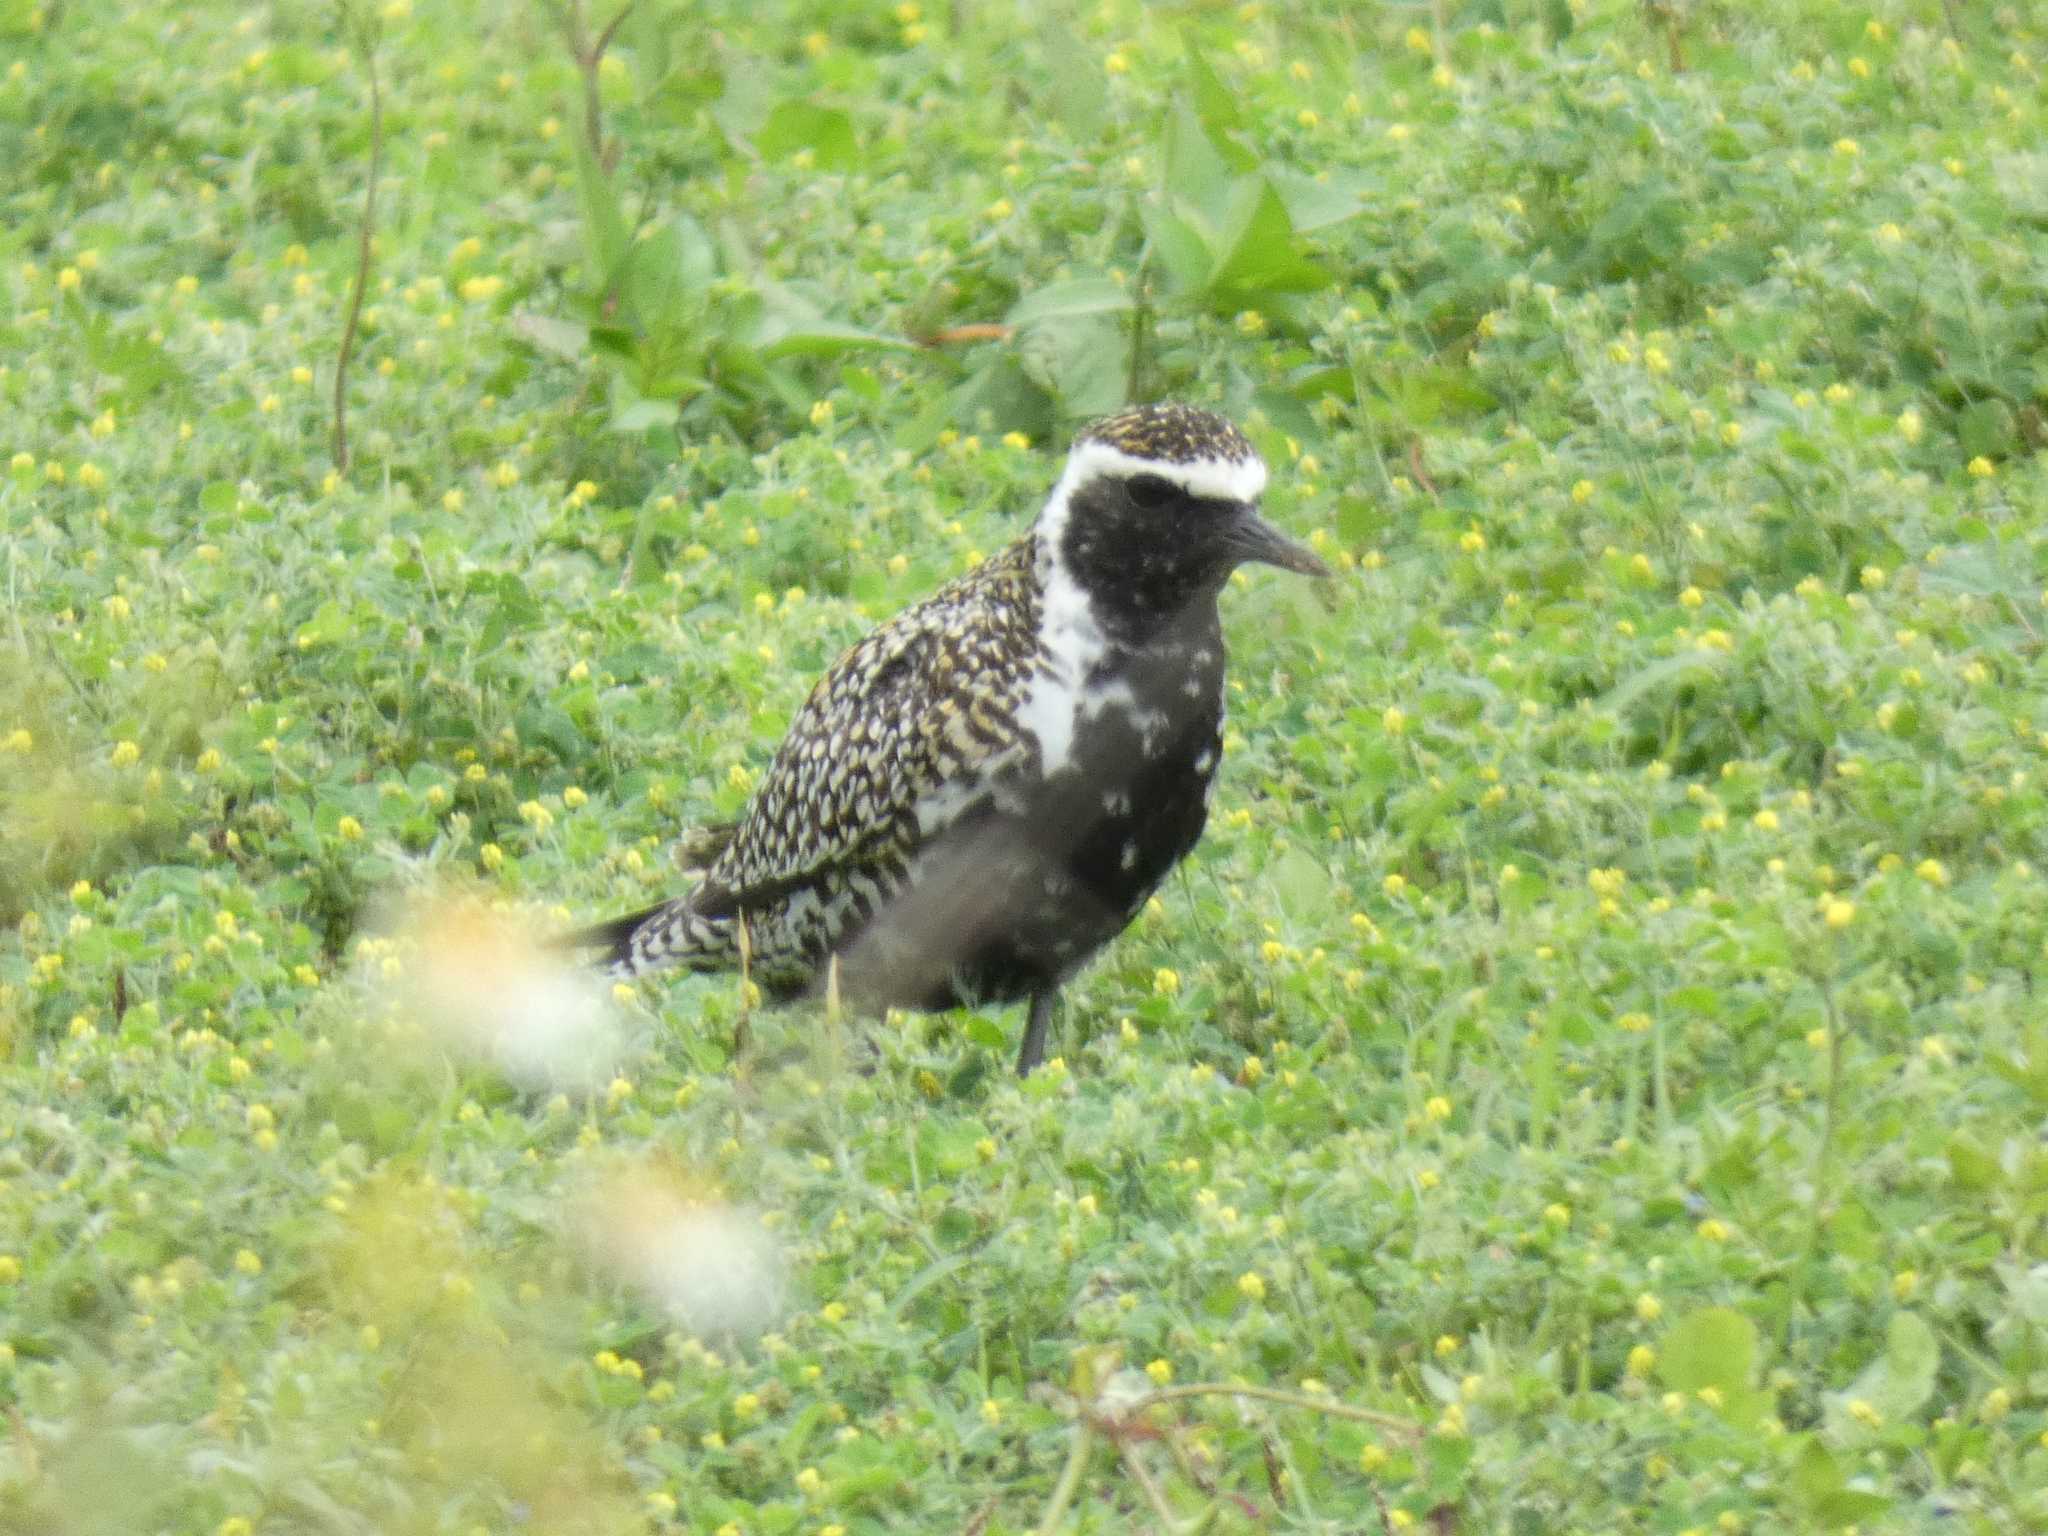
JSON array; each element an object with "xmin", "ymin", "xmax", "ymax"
[{"xmin": 940, "ymin": 606, "xmax": 1227, "ymax": 1006}]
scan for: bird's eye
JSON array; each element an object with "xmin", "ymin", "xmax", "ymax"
[{"xmin": 1125, "ymin": 474, "xmax": 1178, "ymax": 509}]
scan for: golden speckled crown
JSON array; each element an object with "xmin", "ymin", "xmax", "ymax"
[{"xmin": 1077, "ymin": 403, "xmax": 1257, "ymax": 467}]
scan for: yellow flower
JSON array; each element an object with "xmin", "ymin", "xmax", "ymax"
[
  {"xmin": 110, "ymin": 740, "xmax": 141, "ymax": 768},
  {"xmin": 217, "ymin": 1521, "xmax": 253, "ymax": 1536},
  {"xmin": 1381, "ymin": 705, "xmax": 1406, "ymax": 735},
  {"xmin": 809, "ymin": 399, "xmax": 835, "ymax": 427},
  {"xmin": 0, "ymin": 1256, "xmax": 20, "ymax": 1284},
  {"xmin": 1145, "ymin": 1357, "xmax": 1173, "ymax": 1384},
  {"xmin": 979, "ymin": 1398, "xmax": 1002, "ymax": 1426},
  {"xmin": 795, "ymin": 1466, "xmax": 823, "ymax": 1496},
  {"xmin": 1458, "ymin": 526, "xmax": 1487, "ymax": 553},
  {"xmin": 1915, "ymin": 858, "xmax": 1949, "ymax": 888},
  {"xmin": 1752, "ymin": 809, "xmax": 1779, "ymax": 832},
  {"xmin": 1896, "ymin": 408, "xmax": 1923, "ymax": 443},
  {"xmin": 1967, "ymin": 456, "xmax": 1995, "ymax": 478},
  {"xmin": 1891, "ymin": 1269, "xmax": 1918, "ymax": 1300},
  {"xmin": 1104, "ymin": 50, "xmax": 1130, "ymax": 75},
  {"xmin": 337, "ymin": 815, "xmax": 364, "ymax": 841},
  {"xmin": 1434, "ymin": 1334, "xmax": 1460, "ymax": 1358},
  {"xmin": 1236, "ymin": 1271, "xmax": 1266, "ymax": 1301},
  {"xmin": 1833, "ymin": 137, "xmax": 1860, "ymax": 157},
  {"xmin": 1424, "ymin": 1095, "xmax": 1452, "ymax": 1122},
  {"xmin": 234, "ymin": 1249, "xmax": 263, "ymax": 1275},
  {"xmin": 490, "ymin": 460, "xmax": 520, "ymax": 488},
  {"xmin": 1696, "ymin": 1217, "xmax": 1729, "ymax": 1242},
  {"xmin": 1823, "ymin": 898, "xmax": 1856, "ymax": 930},
  {"xmin": 1152, "ymin": 967, "xmax": 1180, "ymax": 996}
]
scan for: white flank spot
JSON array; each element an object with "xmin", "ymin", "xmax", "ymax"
[{"xmin": 1018, "ymin": 555, "xmax": 1105, "ymax": 777}]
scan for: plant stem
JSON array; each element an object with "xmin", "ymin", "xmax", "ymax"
[
  {"xmin": 1035, "ymin": 1425, "xmax": 1095, "ymax": 1535},
  {"xmin": 1127, "ymin": 1382, "xmax": 1420, "ymax": 1436},
  {"xmin": 332, "ymin": 7, "xmax": 382, "ymax": 472}
]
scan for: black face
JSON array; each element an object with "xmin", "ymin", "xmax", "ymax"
[{"xmin": 1059, "ymin": 471, "xmax": 1328, "ymax": 640}]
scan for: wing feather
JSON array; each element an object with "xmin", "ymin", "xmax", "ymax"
[{"xmin": 692, "ymin": 539, "xmax": 1043, "ymax": 915}]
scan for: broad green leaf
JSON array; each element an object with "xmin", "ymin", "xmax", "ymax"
[
  {"xmin": 1268, "ymin": 167, "xmax": 1373, "ymax": 233},
  {"xmin": 1140, "ymin": 202, "xmax": 1216, "ymax": 295},
  {"xmin": 1658, "ymin": 1305, "xmax": 1758, "ymax": 1397},
  {"xmin": 609, "ymin": 398, "xmax": 679, "ymax": 433},
  {"xmin": 1039, "ymin": 22, "xmax": 1108, "ymax": 140},
  {"xmin": 757, "ymin": 99, "xmax": 858, "ymax": 171},
  {"xmin": 1836, "ymin": 1311, "xmax": 1939, "ymax": 1426},
  {"xmin": 574, "ymin": 133, "xmax": 629, "ymax": 290},
  {"xmin": 1162, "ymin": 100, "xmax": 1236, "ymax": 228},
  {"xmin": 1180, "ymin": 31, "xmax": 1246, "ymax": 141},
  {"xmin": 1018, "ymin": 313, "xmax": 1130, "ymax": 418},
  {"xmin": 1007, "ymin": 279, "xmax": 1134, "ymax": 327},
  {"xmin": 1208, "ymin": 178, "xmax": 1332, "ymax": 297},
  {"xmin": 1957, "ymin": 399, "xmax": 2018, "ymax": 458},
  {"xmin": 510, "ymin": 311, "xmax": 590, "ymax": 363}
]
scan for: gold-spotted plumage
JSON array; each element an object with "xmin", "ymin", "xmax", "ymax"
[{"xmin": 567, "ymin": 403, "xmax": 1327, "ymax": 1073}]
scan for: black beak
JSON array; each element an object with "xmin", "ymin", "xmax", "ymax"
[{"xmin": 1227, "ymin": 504, "xmax": 1332, "ymax": 578}]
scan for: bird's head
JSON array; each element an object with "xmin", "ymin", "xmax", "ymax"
[{"xmin": 1035, "ymin": 403, "xmax": 1329, "ymax": 639}]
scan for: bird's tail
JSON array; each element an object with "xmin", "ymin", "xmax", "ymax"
[{"xmin": 553, "ymin": 898, "xmax": 736, "ymax": 978}]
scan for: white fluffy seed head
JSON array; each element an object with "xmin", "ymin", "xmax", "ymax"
[
  {"xmin": 378, "ymin": 898, "xmax": 629, "ymax": 1094},
  {"xmin": 577, "ymin": 1166, "xmax": 787, "ymax": 1341}
]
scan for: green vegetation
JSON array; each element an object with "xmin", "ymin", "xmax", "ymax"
[{"xmin": 3, "ymin": 0, "xmax": 2047, "ymax": 1530}]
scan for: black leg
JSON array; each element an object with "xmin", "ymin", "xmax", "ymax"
[{"xmin": 1016, "ymin": 989, "xmax": 1057, "ymax": 1076}]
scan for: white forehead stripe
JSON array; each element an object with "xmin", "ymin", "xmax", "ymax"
[{"xmin": 1063, "ymin": 439, "xmax": 1268, "ymax": 504}]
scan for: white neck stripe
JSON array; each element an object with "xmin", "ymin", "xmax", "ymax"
[{"xmin": 1063, "ymin": 440, "xmax": 1268, "ymax": 504}]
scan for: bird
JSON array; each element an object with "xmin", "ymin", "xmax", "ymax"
[{"xmin": 565, "ymin": 402, "xmax": 1330, "ymax": 1074}]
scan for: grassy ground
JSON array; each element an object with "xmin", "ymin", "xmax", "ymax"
[{"xmin": 4, "ymin": 0, "xmax": 2047, "ymax": 1531}]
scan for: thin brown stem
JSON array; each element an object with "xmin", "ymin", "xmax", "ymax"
[
  {"xmin": 1116, "ymin": 1439, "xmax": 1183, "ymax": 1533},
  {"xmin": 332, "ymin": 8, "xmax": 382, "ymax": 472},
  {"xmin": 559, "ymin": 0, "xmax": 635, "ymax": 174}
]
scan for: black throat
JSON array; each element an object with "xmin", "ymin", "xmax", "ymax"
[{"xmin": 1056, "ymin": 478, "xmax": 1239, "ymax": 646}]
